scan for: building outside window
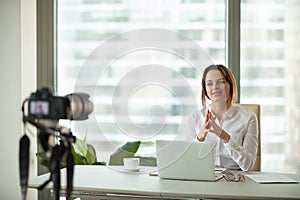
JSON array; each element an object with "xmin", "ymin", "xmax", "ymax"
[{"xmin": 240, "ymin": 0, "xmax": 299, "ymax": 172}]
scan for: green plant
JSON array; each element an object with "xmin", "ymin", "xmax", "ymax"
[
  {"xmin": 109, "ymin": 141, "xmax": 157, "ymax": 166},
  {"xmin": 36, "ymin": 138, "xmax": 105, "ymax": 168},
  {"xmin": 36, "ymin": 140, "xmax": 157, "ymax": 168}
]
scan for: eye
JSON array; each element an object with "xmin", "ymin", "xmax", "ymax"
[{"xmin": 217, "ymin": 80, "xmax": 226, "ymax": 84}]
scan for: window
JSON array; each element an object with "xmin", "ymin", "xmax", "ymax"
[
  {"xmin": 57, "ymin": 0, "xmax": 226, "ymax": 161},
  {"xmin": 52, "ymin": 0, "xmax": 300, "ymax": 173},
  {"xmin": 240, "ymin": 0, "xmax": 300, "ymax": 173}
]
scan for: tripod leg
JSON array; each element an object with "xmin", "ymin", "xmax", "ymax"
[
  {"xmin": 50, "ymin": 145, "xmax": 63, "ymax": 200},
  {"xmin": 19, "ymin": 135, "xmax": 30, "ymax": 200},
  {"xmin": 66, "ymin": 147, "xmax": 74, "ymax": 200}
]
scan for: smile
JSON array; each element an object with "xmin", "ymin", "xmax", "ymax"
[{"xmin": 212, "ymin": 91, "xmax": 223, "ymax": 96}]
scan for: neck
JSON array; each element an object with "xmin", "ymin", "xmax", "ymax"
[{"xmin": 211, "ymin": 102, "xmax": 229, "ymax": 120}]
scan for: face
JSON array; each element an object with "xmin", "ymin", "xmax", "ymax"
[{"xmin": 205, "ymin": 70, "xmax": 230, "ymax": 103}]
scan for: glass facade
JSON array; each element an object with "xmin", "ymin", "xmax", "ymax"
[
  {"xmin": 240, "ymin": 0, "xmax": 286, "ymax": 171},
  {"xmin": 240, "ymin": 0, "xmax": 300, "ymax": 173},
  {"xmin": 284, "ymin": 0, "xmax": 300, "ymax": 173}
]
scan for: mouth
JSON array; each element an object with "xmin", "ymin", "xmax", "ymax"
[{"xmin": 211, "ymin": 91, "xmax": 223, "ymax": 96}]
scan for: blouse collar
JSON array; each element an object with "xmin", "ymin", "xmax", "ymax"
[{"xmin": 207, "ymin": 104, "xmax": 236, "ymax": 119}]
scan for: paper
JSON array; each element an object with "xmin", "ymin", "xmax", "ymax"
[{"xmin": 246, "ymin": 173, "xmax": 299, "ymax": 184}]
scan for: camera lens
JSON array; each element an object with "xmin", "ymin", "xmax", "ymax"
[{"xmin": 67, "ymin": 93, "xmax": 93, "ymax": 120}]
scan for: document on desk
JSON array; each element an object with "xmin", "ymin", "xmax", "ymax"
[{"xmin": 246, "ymin": 173, "xmax": 299, "ymax": 184}]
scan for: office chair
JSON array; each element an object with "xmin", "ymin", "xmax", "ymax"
[{"xmin": 237, "ymin": 104, "xmax": 261, "ymax": 171}]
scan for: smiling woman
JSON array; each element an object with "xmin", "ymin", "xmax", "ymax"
[
  {"xmin": 201, "ymin": 64, "xmax": 238, "ymax": 109},
  {"xmin": 186, "ymin": 64, "xmax": 259, "ymax": 171}
]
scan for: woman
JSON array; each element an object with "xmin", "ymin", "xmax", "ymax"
[{"xmin": 187, "ymin": 64, "xmax": 258, "ymax": 171}]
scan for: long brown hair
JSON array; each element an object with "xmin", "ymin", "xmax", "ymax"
[{"xmin": 201, "ymin": 64, "xmax": 238, "ymax": 108}]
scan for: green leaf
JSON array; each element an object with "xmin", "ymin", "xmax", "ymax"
[
  {"xmin": 71, "ymin": 144, "xmax": 87, "ymax": 165},
  {"xmin": 36, "ymin": 137, "xmax": 99, "ymax": 168},
  {"xmin": 94, "ymin": 161, "xmax": 106, "ymax": 165},
  {"xmin": 109, "ymin": 141, "xmax": 141, "ymax": 165},
  {"xmin": 72, "ymin": 138, "xmax": 88, "ymax": 157},
  {"xmin": 36, "ymin": 151, "xmax": 65, "ymax": 168},
  {"xmin": 70, "ymin": 138, "xmax": 98, "ymax": 165},
  {"xmin": 36, "ymin": 152, "xmax": 49, "ymax": 167},
  {"xmin": 85, "ymin": 144, "xmax": 97, "ymax": 165},
  {"xmin": 137, "ymin": 156, "xmax": 157, "ymax": 167}
]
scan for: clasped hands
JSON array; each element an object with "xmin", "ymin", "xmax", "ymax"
[{"xmin": 197, "ymin": 110, "xmax": 230, "ymax": 143}]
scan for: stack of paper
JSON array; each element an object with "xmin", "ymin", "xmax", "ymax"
[{"xmin": 246, "ymin": 173, "xmax": 299, "ymax": 184}]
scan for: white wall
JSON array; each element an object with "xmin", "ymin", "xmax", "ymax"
[{"xmin": 0, "ymin": 0, "xmax": 37, "ymax": 199}]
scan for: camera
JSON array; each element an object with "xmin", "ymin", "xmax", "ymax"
[
  {"xmin": 19, "ymin": 87, "xmax": 94, "ymax": 200},
  {"xmin": 28, "ymin": 87, "xmax": 93, "ymax": 120}
]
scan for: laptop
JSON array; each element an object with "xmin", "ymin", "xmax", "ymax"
[{"xmin": 155, "ymin": 140, "xmax": 223, "ymax": 181}]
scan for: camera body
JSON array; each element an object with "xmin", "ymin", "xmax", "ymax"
[
  {"xmin": 28, "ymin": 88, "xmax": 70, "ymax": 120},
  {"xmin": 28, "ymin": 87, "xmax": 93, "ymax": 120}
]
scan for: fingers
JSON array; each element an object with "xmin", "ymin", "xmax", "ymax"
[
  {"xmin": 205, "ymin": 110, "xmax": 210, "ymax": 123},
  {"xmin": 197, "ymin": 120, "xmax": 210, "ymax": 141},
  {"xmin": 199, "ymin": 110, "xmax": 222, "ymax": 141},
  {"xmin": 208, "ymin": 118, "xmax": 222, "ymax": 137},
  {"xmin": 208, "ymin": 110, "xmax": 216, "ymax": 120},
  {"xmin": 204, "ymin": 120, "xmax": 210, "ymax": 129}
]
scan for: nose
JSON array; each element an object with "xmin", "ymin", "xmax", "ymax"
[{"xmin": 212, "ymin": 82, "xmax": 219, "ymax": 89}]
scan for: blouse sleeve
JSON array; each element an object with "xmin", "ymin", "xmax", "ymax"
[
  {"xmin": 224, "ymin": 113, "xmax": 258, "ymax": 171},
  {"xmin": 185, "ymin": 113, "xmax": 198, "ymax": 141}
]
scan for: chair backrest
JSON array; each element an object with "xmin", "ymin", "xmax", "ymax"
[{"xmin": 237, "ymin": 104, "xmax": 261, "ymax": 171}]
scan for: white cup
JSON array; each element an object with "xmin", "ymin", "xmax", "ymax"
[{"xmin": 123, "ymin": 157, "xmax": 140, "ymax": 170}]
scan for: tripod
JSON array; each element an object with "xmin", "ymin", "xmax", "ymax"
[{"xmin": 20, "ymin": 116, "xmax": 76, "ymax": 200}]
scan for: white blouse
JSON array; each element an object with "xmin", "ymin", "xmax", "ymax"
[{"xmin": 186, "ymin": 105, "xmax": 258, "ymax": 171}]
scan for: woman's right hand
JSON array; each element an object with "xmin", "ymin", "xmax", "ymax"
[{"xmin": 197, "ymin": 110, "xmax": 211, "ymax": 141}]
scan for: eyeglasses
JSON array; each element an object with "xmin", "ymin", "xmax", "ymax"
[{"xmin": 223, "ymin": 172, "xmax": 245, "ymax": 182}]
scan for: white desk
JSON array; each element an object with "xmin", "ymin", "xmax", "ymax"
[{"xmin": 28, "ymin": 165, "xmax": 300, "ymax": 200}]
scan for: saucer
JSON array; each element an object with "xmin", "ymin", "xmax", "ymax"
[{"xmin": 123, "ymin": 168, "xmax": 140, "ymax": 172}]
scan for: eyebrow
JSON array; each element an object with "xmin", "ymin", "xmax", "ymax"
[{"xmin": 205, "ymin": 78, "xmax": 225, "ymax": 82}]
